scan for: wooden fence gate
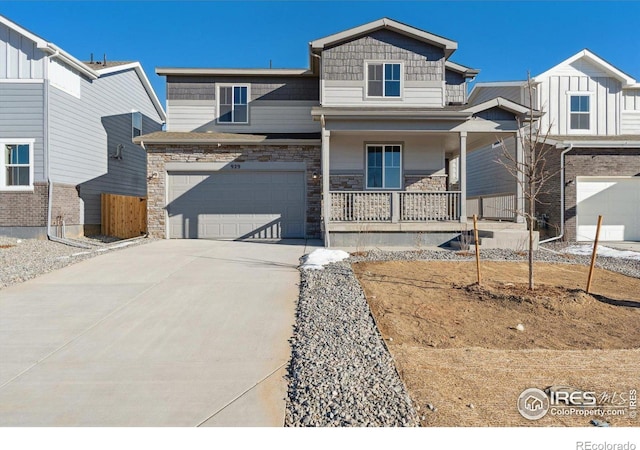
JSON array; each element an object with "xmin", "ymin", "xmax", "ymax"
[{"xmin": 101, "ymin": 193, "xmax": 147, "ymax": 239}]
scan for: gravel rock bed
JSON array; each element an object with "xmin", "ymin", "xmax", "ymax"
[
  {"xmin": 0, "ymin": 236, "xmax": 152, "ymax": 289},
  {"xmin": 286, "ymin": 246, "xmax": 640, "ymax": 427},
  {"xmin": 285, "ymin": 261, "xmax": 420, "ymax": 427}
]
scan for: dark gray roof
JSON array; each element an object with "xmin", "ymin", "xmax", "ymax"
[
  {"xmin": 134, "ymin": 131, "xmax": 320, "ymax": 144},
  {"xmin": 84, "ymin": 60, "xmax": 135, "ymax": 69}
]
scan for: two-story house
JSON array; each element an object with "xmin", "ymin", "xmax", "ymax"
[
  {"xmin": 138, "ymin": 18, "xmax": 537, "ymax": 246},
  {"xmin": 0, "ymin": 14, "xmax": 166, "ymax": 239},
  {"xmin": 468, "ymin": 49, "xmax": 640, "ymax": 242}
]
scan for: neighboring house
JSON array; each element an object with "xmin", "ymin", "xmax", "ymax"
[
  {"xmin": 138, "ymin": 18, "xmax": 536, "ymax": 246},
  {"xmin": 0, "ymin": 14, "xmax": 166, "ymax": 239},
  {"xmin": 468, "ymin": 49, "xmax": 640, "ymax": 242}
]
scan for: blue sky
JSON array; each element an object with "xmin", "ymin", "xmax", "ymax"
[{"xmin": 2, "ymin": 1, "xmax": 640, "ymax": 107}]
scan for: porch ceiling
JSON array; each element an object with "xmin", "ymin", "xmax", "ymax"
[{"xmin": 328, "ymin": 129, "xmax": 515, "ymax": 153}]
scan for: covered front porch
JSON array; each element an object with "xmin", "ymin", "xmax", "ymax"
[{"xmin": 313, "ymin": 101, "xmax": 534, "ymax": 246}]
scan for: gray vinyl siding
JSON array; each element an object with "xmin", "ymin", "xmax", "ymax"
[
  {"xmin": 0, "ymin": 22, "xmax": 45, "ymax": 79},
  {"xmin": 167, "ymin": 76, "xmax": 319, "ymax": 101},
  {"xmin": 469, "ymin": 85, "xmax": 523, "ymax": 105},
  {"xmin": 166, "ymin": 99, "xmax": 320, "ymax": 133},
  {"xmin": 49, "ymin": 67, "xmax": 163, "ymax": 224},
  {"xmin": 445, "ymin": 70, "xmax": 466, "ymax": 104},
  {"xmin": 0, "ymin": 82, "xmax": 45, "ymax": 181},
  {"xmin": 321, "ymin": 29, "xmax": 445, "ymax": 82},
  {"xmin": 467, "ymin": 136, "xmax": 516, "ymax": 197}
]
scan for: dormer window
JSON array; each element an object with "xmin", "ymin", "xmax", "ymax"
[
  {"xmin": 569, "ymin": 94, "xmax": 590, "ymax": 131},
  {"xmin": 367, "ymin": 63, "xmax": 401, "ymax": 98}
]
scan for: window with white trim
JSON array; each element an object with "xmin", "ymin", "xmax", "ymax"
[
  {"xmin": 218, "ymin": 85, "xmax": 249, "ymax": 123},
  {"xmin": 367, "ymin": 63, "xmax": 401, "ymax": 97},
  {"xmin": 1, "ymin": 140, "xmax": 34, "ymax": 190},
  {"xmin": 132, "ymin": 111, "xmax": 142, "ymax": 138},
  {"xmin": 570, "ymin": 95, "xmax": 590, "ymax": 130},
  {"xmin": 366, "ymin": 144, "xmax": 402, "ymax": 189}
]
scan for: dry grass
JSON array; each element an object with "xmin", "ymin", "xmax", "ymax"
[{"xmin": 353, "ymin": 260, "xmax": 640, "ymax": 427}]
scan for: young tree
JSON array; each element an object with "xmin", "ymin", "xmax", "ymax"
[{"xmin": 496, "ymin": 73, "xmax": 557, "ymax": 290}]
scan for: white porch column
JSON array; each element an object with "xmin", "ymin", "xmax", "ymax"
[
  {"xmin": 459, "ymin": 131, "xmax": 467, "ymax": 222},
  {"xmin": 322, "ymin": 128, "xmax": 331, "ymax": 246},
  {"xmin": 515, "ymin": 133, "xmax": 525, "ymax": 223}
]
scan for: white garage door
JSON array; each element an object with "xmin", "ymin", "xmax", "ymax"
[
  {"xmin": 167, "ymin": 171, "xmax": 305, "ymax": 239},
  {"xmin": 576, "ymin": 177, "xmax": 640, "ymax": 241}
]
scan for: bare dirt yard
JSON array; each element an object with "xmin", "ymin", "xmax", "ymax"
[{"xmin": 353, "ymin": 260, "xmax": 640, "ymax": 427}]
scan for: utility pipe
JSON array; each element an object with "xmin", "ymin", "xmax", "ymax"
[{"xmin": 539, "ymin": 144, "xmax": 573, "ymax": 244}]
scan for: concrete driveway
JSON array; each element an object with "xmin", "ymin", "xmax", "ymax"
[{"xmin": 0, "ymin": 239, "xmax": 320, "ymax": 426}]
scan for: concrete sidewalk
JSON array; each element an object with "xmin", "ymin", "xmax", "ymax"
[{"xmin": 0, "ymin": 239, "xmax": 321, "ymax": 426}]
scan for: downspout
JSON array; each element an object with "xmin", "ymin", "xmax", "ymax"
[
  {"xmin": 320, "ymin": 114, "xmax": 330, "ymax": 247},
  {"xmin": 44, "ymin": 51, "xmax": 92, "ymax": 249},
  {"xmin": 539, "ymin": 144, "xmax": 573, "ymax": 244}
]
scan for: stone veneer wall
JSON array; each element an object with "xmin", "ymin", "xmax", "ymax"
[
  {"xmin": 330, "ymin": 174, "xmax": 364, "ymax": 190},
  {"xmin": 404, "ymin": 175, "xmax": 447, "ymax": 191},
  {"xmin": 146, "ymin": 143, "xmax": 321, "ymax": 239}
]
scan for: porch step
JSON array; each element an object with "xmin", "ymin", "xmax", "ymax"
[{"xmin": 450, "ymin": 229, "xmax": 538, "ymax": 251}]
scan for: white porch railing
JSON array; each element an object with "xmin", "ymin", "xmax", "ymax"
[
  {"xmin": 329, "ymin": 191, "xmax": 461, "ymax": 222},
  {"xmin": 466, "ymin": 193, "xmax": 516, "ymax": 221}
]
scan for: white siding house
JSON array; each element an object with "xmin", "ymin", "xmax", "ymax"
[{"xmin": 467, "ymin": 49, "xmax": 640, "ymax": 242}]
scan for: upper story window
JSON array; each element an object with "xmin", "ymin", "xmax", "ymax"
[
  {"xmin": 569, "ymin": 94, "xmax": 590, "ymax": 131},
  {"xmin": 132, "ymin": 111, "xmax": 142, "ymax": 138},
  {"xmin": 1, "ymin": 140, "xmax": 34, "ymax": 191},
  {"xmin": 367, "ymin": 63, "xmax": 401, "ymax": 98},
  {"xmin": 218, "ymin": 85, "xmax": 249, "ymax": 124},
  {"xmin": 366, "ymin": 144, "xmax": 402, "ymax": 189}
]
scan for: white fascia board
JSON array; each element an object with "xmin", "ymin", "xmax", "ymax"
[
  {"xmin": 0, "ymin": 14, "xmax": 47, "ymax": 47},
  {"xmin": 41, "ymin": 44, "xmax": 99, "ymax": 80},
  {"xmin": 462, "ymin": 97, "xmax": 537, "ymax": 116},
  {"xmin": 0, "ymin": 14, "xmax": 98, "ymax": 80},
  {"xmin": 310, "ymin": 108, "xmax": 470, "ymax": 120},
  {"xmin": 553, "ymin": 139, "xmax": 640, "ymax": 148},
  {"xmin": 445, "ymin": 61, "xmax": 479, "ymax": 76},
  {"xmin": 533, "ymin": 49, "xmax": 636, "ymax": 86},
  {"xmin": 98, "ymin": 63, "xmax": 167, "ymax": 122},
  {"xmin": 156, "ymin": 68, "xmax": 314, "ymax": 76},
  {"xmin": 310, "ymin": 18, "xmax": 457, "ymax": 56}
]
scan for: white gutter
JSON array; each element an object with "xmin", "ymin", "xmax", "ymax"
[
  {"xmin": 40, "ymin": 43, "xmax": 99, "ymax": 80},
  {"xmin": 539, "ymin": 144, "xmax": 573, "ymax": 244}
]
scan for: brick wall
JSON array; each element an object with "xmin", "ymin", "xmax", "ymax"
[
  {"xmin": 146, "ymin": 143, "xmax": 321, "ymax": 238},
  {"xmin": 0, "ymin": 182, "xmax": 48, "ymax": 227},
  {"xmin": 537, "ymin": 147, "xmax": 640, "ymax": 241},
  {"xmin": 51, "ymin": 183, "xmax": 81, "ymax": 227}
]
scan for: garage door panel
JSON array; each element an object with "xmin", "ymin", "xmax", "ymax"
[
  {"xmin": 167, "ymin": 171, "xmax": 305, "ymax": 239},
  {"xmin": 577, "ymin": 178, "xmax": 640, "ymax": 241}
]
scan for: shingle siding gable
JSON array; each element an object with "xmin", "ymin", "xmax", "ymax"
[{"xmin": 321, "ymin": 29, "xmax": 445, "ymax": 82}]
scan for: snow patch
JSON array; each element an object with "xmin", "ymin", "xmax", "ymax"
[
  {"xmin": 564, "ymin": 245, "xmax": 640, "ymax": 260},
  {"xmin": 300, "ymin": 249, "xmax": 350, "ymax": 270}
]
